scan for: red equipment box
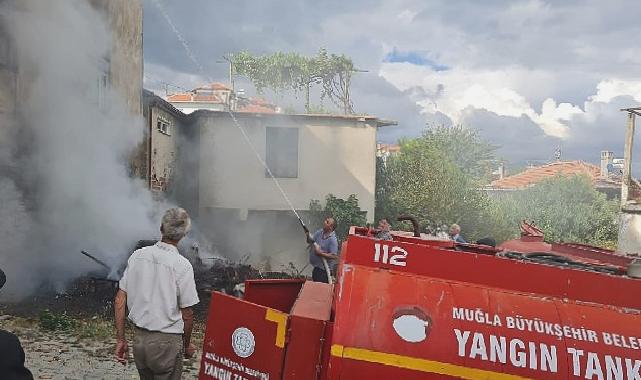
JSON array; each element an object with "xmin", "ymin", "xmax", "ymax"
[{"xmin": 199, "ymin": 279, "xmax": 333, "ymax": 380}]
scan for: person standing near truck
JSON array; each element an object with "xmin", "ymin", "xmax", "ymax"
[
  {"xmin": 114, "ymin": 207, "xmax": 199, "ymax": 380},
  {"xmin": 375, "ymin": 218, "xmax": 393, "ymax": 240},
  {"xmin": 307, "ymin": 217, "xmax": 339, "ymax": 283},
  {"xmin": 449, "ymin": 223, "xmax": 467, "ymax": 243}
]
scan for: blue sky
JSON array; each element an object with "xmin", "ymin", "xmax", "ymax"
[{"xmin": 384, "ymin": 49, "xmax": 449, "ymax": 71}]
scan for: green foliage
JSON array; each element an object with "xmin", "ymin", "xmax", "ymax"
[
  {"xmin": 376, "ymin": 125, "xmax": 509, "ymax": 242},
  {"xmin": 410, "ymin": 125, "xmax": 497, "ymax": 181},
  {"xmin": 308, "ymin": 194, "xmax": 367, "ymax": 241},
  {"xmin": 381, "ymin": 139, "xmax": 509, "ymax": 242},
  {"xmin": 232, "ymin": 49, "xmax": 356, "ymax": 113},
  {"xmin": 374, "ymin": 125, "xmax": 620, "ymax": 247},
  {"xmin": 375, "ymin": 155, "xmax": 400, "ymax": 225},
  {"xmin": 39, "ymin": 310, "xmax": 76, "ymax": 331},
  {"xmin": 496, "ymin": 175, "xmax": 619, "ymax": 248}
]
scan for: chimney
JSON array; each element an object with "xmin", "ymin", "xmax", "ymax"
[
  {"xmin": 600, "ymin": 150, "xmax": 614, "ymax": 178},
  {"xmin": 498, "ymin": 163, "xmax": 505, "ymax": 179}
]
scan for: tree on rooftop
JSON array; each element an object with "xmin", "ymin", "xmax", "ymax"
[{"xmin": 231, "ymin": 49, "xmax": 357, "ymax": 114}]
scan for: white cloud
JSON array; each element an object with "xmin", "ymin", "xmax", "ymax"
[
  {"xmin": 143, "ymin": 0, "xmax": 641, "ymax": 157},
  {"xmin": 380, "ymin": 62, "xmax": 586, "ymax": 138},
  {"xmin": 496, "ymin": 0, "xmax": 552, "ymax": 33},
  {"xmin": 396, "ymin": 9, "xmax": 418, "ymax": 23},
  {"xmin": 590, "ymin": 79, "xmax": 641, "ymax": 104}
]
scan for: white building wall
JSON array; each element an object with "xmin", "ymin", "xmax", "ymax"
[
  {"xmin": 193, "ymin": 113, "xmax": 378, "ymax": 271},
  {"xmin": 198, "ymin": 114, "xmax": 377, "ymax": 220}
]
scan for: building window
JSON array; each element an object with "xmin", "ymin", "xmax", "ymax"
[
  {"xmin": 266, "ymin": 127, "xmax": 298, "ymax": 178},
  {"xmin": 157, "ymin": 116, "xmax": 171, "ymax": 135}
]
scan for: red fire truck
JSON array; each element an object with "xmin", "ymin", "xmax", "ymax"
[{"xmin": 198, "ymin": 224, "xmax": 641, "ymax": 379}]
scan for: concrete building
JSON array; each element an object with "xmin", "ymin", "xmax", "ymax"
[
  {"xmin": 91, "ymin": 0, "xmax": 146, "ymax": 178},
  {"xmin": 0, "ymin": 0, "xmax": 143, "ymax": 116},
  {"xmin": 91, "ymin": 0, "xmax": 143, "ymax": 115},
  {"xmin": 0, "ymin": 0, "xmax": 145, "ymax": 183},
  {"xmin": 179, "ymin": 110, "xmax": 395, "ymax": 270},
  {"xmin": 143, "ymin": 90, "xmax": 184, "ymax": 193}
]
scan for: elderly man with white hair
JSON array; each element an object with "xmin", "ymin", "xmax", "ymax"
[
  {"xmin": 114, "ymin": 207, "xmax": 199, "ymax": 380},
  {"xmin": 449, "ymin": 223, "xmax": 467, "ymax": 244}
]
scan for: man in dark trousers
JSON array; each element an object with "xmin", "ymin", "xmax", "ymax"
[
  {"xmin": 0, "ymin": 269, "xmax": 34, "ymax": 380},
  {"xmin": 307, "ymin": 217, "xmax": 339, "ymax": 283}
]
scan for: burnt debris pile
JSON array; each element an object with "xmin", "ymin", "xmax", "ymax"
[{"xmin": 2, "ymin": 256, "xmax": 302, "ymax": 319}]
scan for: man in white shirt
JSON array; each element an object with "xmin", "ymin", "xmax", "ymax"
[{"xmin": 114, "ymin": 207, "xmax": 199, "ymax": 379}]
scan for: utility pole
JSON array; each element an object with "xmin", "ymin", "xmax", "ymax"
[
  {"xmin": 220, "ymin": 55, "xmax": 234, "ymax": 91},
  {"xmin": 617, "ymin": 107, "xmax": 641, "ymax": 256}
]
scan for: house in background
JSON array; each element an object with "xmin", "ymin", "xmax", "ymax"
[
  {"xmin": 376, "ymin": 143, "xmax": 401, "ymax": 165},
  {"xmin": 485, "ymin": 151, "xmax": 622, "ymax": 199},
  {"xmin": 178, "ymin": 110, "xmax": 396, "ymax": 271},
  {"xmin": 167, "ymin": 82, "xmax": 232, "ymax": 114},
  {"xmin": 236, "ymin": 97, "xmax": 280, "ymax": 114}
]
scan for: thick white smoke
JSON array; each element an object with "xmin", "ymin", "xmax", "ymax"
[{"xmin": 0, "ymin": 0, "xmax": 162, "ymax": 298}]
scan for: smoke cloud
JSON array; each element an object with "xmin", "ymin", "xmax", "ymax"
[{"xmin": 0, "ymin": 0, "xmax": 163, "ymax": 298}]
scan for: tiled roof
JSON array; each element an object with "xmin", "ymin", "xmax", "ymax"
[
  {"xmin": 237, "ymin": 104, "xmax": 277, "ymax": 113},
  {"xmin": 194, "ymin": 82, "xmax": 231, "ymax": 91},
  {"xmin": 166, "ymin": 82, "xmax": 231, "ymax": 104},
  {"xmin": 491, "ymin": 161, "xmax": 600, "ymax": 189},
  {"xmin": 237, "ymin": 97, "xmax": 278, "ymax": 113},
  {"xmin": 166, "ymin": 92, "xmax": 224, "ymax": 103},
  {"xmin": 377, "ymin": 143, "xmax": 401, "ymax": 153}
]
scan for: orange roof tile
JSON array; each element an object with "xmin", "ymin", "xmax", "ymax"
[
  {"xmin": 377, "ymin": 143, "xmax": 401, "ymax": 153},
  {"xmin": 166, "ymin": 92, "xmax": 224, "ymax": 103},
  {"xmin": 237, "ymin": 97, "xmax": 278, "ymax": 113},
  {"xmin": 237, "ymin": 104, "xmax": 277, "ymax": 113},
  {"xmin": 166, "ymin": 93, "xmax": 191, "ymax": 102},
  {"xmin": 194, "ymin": 82, "xmax": 231, "ymax": 91},
  {"xmin": 491, "ymin": 161, "xmax": 600, "ymax": 189}
]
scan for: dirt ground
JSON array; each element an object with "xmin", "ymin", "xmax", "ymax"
[
  {"xmin": 0, "ymin": 315, "xmax": 204, "ymax": 380},
  {"xmin": 0, "ymin": 279, "xmax": 209, "ymax": 380},
  {"xmin": 0, "ymin": 266, "xmax": 296, "ymax": 379}
]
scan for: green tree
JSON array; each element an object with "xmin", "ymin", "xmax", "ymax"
[
  {"xmin": 308, "ymin": 194, "xmax": 367, "ymax": 242},
  {"xmin": 232, "ymin": 49, "xmax": 356, "ymax": 113},
  {"xmin": 375, "ymin": 126, "xmax": 512, "ymax": 242},
  {"xmin": 496, "ymin": 175, "xmax": 619, "ymax": 248},
  {"xmin": 385, "ymin": 143, "xmax": 510, "ymax": 242},
  {"xmin": 411, "ymin": 124, "xmax": 497, "ymax": 181}
]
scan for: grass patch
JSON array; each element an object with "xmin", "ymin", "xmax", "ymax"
[
  {"xmin": 76, "ymin": 318, "xmax": 113, "ymax": 340},
  {"xmin": 39, "ymin": 310, "xmax": 76, "ymax": 331}
]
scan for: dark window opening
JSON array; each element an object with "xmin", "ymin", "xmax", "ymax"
[{"xmin": 266, "ymin": 127, "xmax": 298, "ymax": 178}]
